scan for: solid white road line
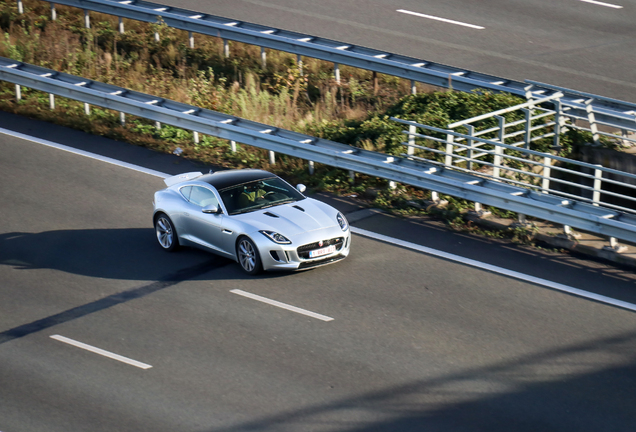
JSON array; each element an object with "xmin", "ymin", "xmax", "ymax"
[
  {"xmin": 3, "ymin": 127, "xmax": 635, "ymax": 314},
  {"xmin": 230, "ymin": 289, "xmax": 334, "ymax": 321},
  {"xmin": 396, "ymin": 9, "xmax": 485, "ymax": 30},
  {"xmin": 579, "ymin": 0, "xmax": 622, "ymax": 8},
  {"xmin": 50, "ymin": 335, "xmax": 153, "ymax": 369},
  {"xmin": 0, "ymin": 127, "xmax": 169, "ymax": 179},
  {"xmin": 352, "ymin": 227, "xmax": 636, "ymax": 313}
]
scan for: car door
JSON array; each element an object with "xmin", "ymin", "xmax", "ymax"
[{"xmin": 179, "ymin": 185, "xmax": 229, "ymax": 255}]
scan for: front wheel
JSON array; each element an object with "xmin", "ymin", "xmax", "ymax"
[
  {"xmin": 237, "ymin": 237, "xmax": 262, "ymax": 275},
  {"xmin": 155, "ymin": 214, "xmax": 179, "ymax": 252}
]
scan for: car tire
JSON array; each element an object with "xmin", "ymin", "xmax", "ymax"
[
  {"xmin": 154, "ymin": 213, "xmax": 179, "ymax": 252},
  {"xmin": 237, "ymin": 237, "xmax": 262, "ymax": 275}
]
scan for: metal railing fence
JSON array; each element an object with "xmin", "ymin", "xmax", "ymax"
[{"xmin": 394, "ymin": 117, "xmax": 636, "ymax": 215}]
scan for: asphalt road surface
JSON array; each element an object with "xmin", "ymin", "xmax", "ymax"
[
  {"xmin": 1, "ymin": 114, "xmax": 636, "ymax": 431},
  {"xmin": 154, "ymin": 0, "xmax": 636, "ymax": 101}
]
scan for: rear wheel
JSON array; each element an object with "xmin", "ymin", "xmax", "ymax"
[
  {"xmin": 237, "ymin": 237, "xmax": 262, "ymax": 275},
  {"xmin": 154, "ymin": 214, "xmax": 179, "ymax": 252}
]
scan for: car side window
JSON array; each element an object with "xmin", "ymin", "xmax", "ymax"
[
  {"xmin": 189, "ymin": 186, "xmax": 219, "ymax": 208},
  {"xmin": 180, "ymin": 186, "xmax": 192, "ymax": 201}
]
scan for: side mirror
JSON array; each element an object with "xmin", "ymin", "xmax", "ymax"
[
  {"xmin": 296, "ymin": 184, "xmax": 307, "ymax": 193},
  {"xmin": 202, "ymin": 204, "xmax": 220, "ymax": 214}
]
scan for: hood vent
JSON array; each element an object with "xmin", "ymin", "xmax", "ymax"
[
  {"xmin": 263, "ymin": 211, "xmax": 279, "ymax": 218},
  {"xmin": 292, "ymin": 205, "xmax": 305, "ymax": 212}
]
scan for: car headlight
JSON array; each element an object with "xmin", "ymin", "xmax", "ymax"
[
  {"xmin": 260, "ymin": 230, "xmax": 292, "ymax": 244},
  {"xmin": 336, "ymin": 212, "xmax": 348, "ymax": 231}
]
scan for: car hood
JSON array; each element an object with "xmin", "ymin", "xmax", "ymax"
[{"xmin": 232, "ymin": 198, "xmax": 339, "ymax": 237}]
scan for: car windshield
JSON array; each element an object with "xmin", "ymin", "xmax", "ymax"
[{"xmin": 219, "ymin": 177, "xmax": 305, "ymax": 215}]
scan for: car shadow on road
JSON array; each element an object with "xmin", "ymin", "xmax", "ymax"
[{"xmin": 0, "ymin": 228, "xmax": 290, "ymax": 345}]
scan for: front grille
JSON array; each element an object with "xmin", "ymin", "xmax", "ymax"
[{"xmin": 297, "ymin": 237, "xmax": 344, "ymax": 259}]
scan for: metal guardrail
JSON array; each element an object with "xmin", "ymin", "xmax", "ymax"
[
  {"xmin": 19, "ymin": 0, "xmax": 636, "ymax": 134},
  {"xmin": 3, "ymin": 57, "xmax": 636, "ymax": 244}
]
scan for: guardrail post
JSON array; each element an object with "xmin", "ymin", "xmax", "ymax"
[
  {"xmin": 444, "ymin": 133, "xmax": 454, "ymax": 167},
  {"xmin": 408, "ymin": 124, "xmax": 416, "ymax": 156},
  {"xmin": 411, "ymin": 80, "xmax": 417, "ymax": 95},
  {"xmin": 605, "ymin": 237, "xmax": 627, "ymax": 253},
  {"xmin": 223, "ymin": 39, "xmax": 229, "ymax": 58},
  {"xmin": 50, "ymin": 3, "xmax": 56, "ymax": 20},
  {"xmin": 542, "ymin": 156, "xmax": 551, "ymax": 193},
  {"xmin": 260, "ymin": 47, "xmax": 266, "ymax": 69},
  {"xmin": 155, "ymin": 121, "xmax": 161, "ymax": 130},
  {"xmin": 269, "ymin": 150, "xmax": 275, "ymax": 164},
  {"xmin": 188, "ymin": 31, "xmax": 194, "ymax": 48},
  {"xmin": 230, "ymin": 140, "xmax": 237, "ymax": 152},
  {"xmin": 15, "ymin": 84, "xmax": 21, "ymax": 101},
  {"xmin": 119, "ymin": 112, "xmax": 125, "ymax": 126},
  {"xmin": 334, "ymin": 63, "xmax": 340, "ymax": 85},
  {"xmin": 17, "ymin": 0, "xmax": 23, "ymax": 14},
  {"xmin": 49, "ymin": 94, "xmax": 55, "ymax": 110},
  {"xmin": 297, "ymin": 54, "xmax": 303, "ymax": 76},
  {"xmin": 84, "ymin": 103, "xmax": 90, "ymax": 115},
  {"xmin": 592, "ymin": 164, "xmax": 603, "ymax": 206},
  {"xmin": 585, "ymin": 98, "xmax": 600, "ymax": 145},
  {"xmin": 521, "ymin": 107, "xmax": 531, "ymax": 149},
  {"xmin": 119, "ymin": 17, "xmax": 124, "ymax": 33},
  {"xmin": 466, "ymin": 124, "xmax": 474, "ymax": 170},
  {"xmin": 308, "ymin": 160, "xmax": 314, "ymax": 175},
  {"xmin": 84, "ymin": 10, "xmax": 90, "ymax": 29},
  {"xmin": 193, "ymin": 131, "xmax": 199, "ymax": 144}
]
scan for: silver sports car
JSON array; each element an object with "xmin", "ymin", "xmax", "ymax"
[{"xmin": 153, "ymin": 169, "xmax": 351, "ymax": 274}]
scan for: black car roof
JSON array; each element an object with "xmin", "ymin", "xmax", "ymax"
[{"xmin": 198, "ymin": 169, "xmax": 276, "ymax": 190}]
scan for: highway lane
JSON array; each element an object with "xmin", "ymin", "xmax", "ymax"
[
  {"xmin": 154, "ymin": 0, "xmax": 636, "ymax": 101},
  {"xmin": 1, "ymin": 126, "xmax": 636, "ymax": 431}
]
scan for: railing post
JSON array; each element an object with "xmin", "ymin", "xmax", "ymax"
[
  {"xmin": 592, "ymin": 164, "xmax": 603, "ymax": 206},
  {"xmin": 230, "ymin": 140, "xmax": 237, "ymax": 152},
  {"xmin": 119, "ymin": 17, "xmax": 124, "ymax": 33},
  {"xmin": 308, "ymin": 160, "xmax": 314, "ymax": 175},
  {"xmin": 297, "ymin": 54, "xmax": 303, "ymax": 76},
  {"xmin": 445, "ymin": 132, "xmax": 454, "ymax": 167},
  {"xmin": 193, "ymin": 131, "xmax": 199, "ymax": 144},
  {"xmin": 120, "ymin": 112, "xmax": 125, "ymax": 126},
  {"xmin": 334, "ymin": 63, "xmax": 340, "ymax": 85},
  {"xmin": 551, "ymin": 100, "xmax": 562, "ymax": 149},
  {"xmin": 84, "ymin": 103, "xmax": 90, "ymax": 115},
  {"xmin": 521, "ymin": 107, "xmax": 531, "ymax": 149},
  {"xmin": 466, "ymin": 124, "xmax": 474, "ymax": 170},
  {"xmin": 542, "ymin": 156, "xmax": 551, "ymax": 193},
  {"xmin": 49, "ymin": 94, "xmax": 55, "ymax": 110},
  {"xmin": 15, "ymin": 84, "xmax": 21, "ymax": 101},
  {"xmin": 84, "ymin": 9, "xmax": 90, "ymax": 29},
  {"xmin": 493, "ymin": 141, "xmax": 503, "ymax": 179},
  {"xmin": 155, "ymin": 121, "xmax": 161, "ymax": 130},
  {"xmin": 585, "ymin": 98, "xmax": 600, "ymax": 145},
  {"xmin": 17, "ymin": 0, "xmax": 23, "ymax": 14},
  {"xmin": 223, "ymin": 39, "xmax": 229, "ymax": 58},
  {"xmin": 188, "ymin": 31, "xmax": 194, "ymax": 48},
  {"xmin": 349, "ymin": 170, "xmax": 355, "ymax": 183},
  {"xmin": 411, "ymin": 80, "xmax": 416, "ymax": 95},
  {"xmin": 269, "ymin": 150, "xmax": 275, "ymax": 165},
  {"xmin": 50, "ymin": 3, "xmax": 56, "ymax": 20},
  {"xmin": 260, "ymin": 47, "xmax": 266, "ymax": 69},
  {"xmin": 408, "ymin": 124, "xmax": 416, "ymax": 156}
]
